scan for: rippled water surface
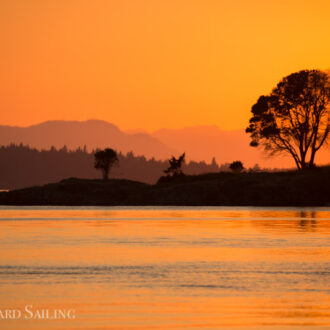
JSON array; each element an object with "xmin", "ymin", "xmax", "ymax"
[{"xmin": 0, "ymin": 207, "xmax": 329, "ymax": 329}]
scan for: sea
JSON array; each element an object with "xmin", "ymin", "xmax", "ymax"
[{"xmin": 0, "ymin": 206, "xmax": 329, "ymax": 329}]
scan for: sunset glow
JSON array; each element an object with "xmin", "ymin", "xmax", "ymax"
[
  {"xmin": 1, "ymin": 0, "xmax": 329, "ymax": 131},
  {"xmin": 0, "ymin": 3, "xmax": 329, "ymax": 326}
]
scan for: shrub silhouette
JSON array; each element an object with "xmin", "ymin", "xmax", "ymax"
[
  {"xmin": 94, "ymin": 148, "xmax": 118, "ymax": 180},
  {"xmin": 229, "ymin": 161, "xmax": 244, "ymax": 173},
  {"xmin": 164, "ymin": 153, "xmax": 185, "ymax": 177}
]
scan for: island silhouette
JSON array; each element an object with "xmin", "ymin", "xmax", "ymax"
[
  {"xmin": 0, "ymin": 166, "xmax": 329, "ymax": 206},
  {"xmin": 0, "ymin": 70, "xmax": 329, "ymax": 206}
]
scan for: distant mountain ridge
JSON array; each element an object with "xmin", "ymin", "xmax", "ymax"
[
  {"xmin": 0, "ymin": 120, "xmax": 328, "ymax": 168},
  {"xmin": 152, "ymin": 125, "xmax": 329, "ymax": 168},
  {"xmin": 153, "ymin": 125, "xmax": 253, "ymax": 163},
  {"xmin": 0, "ymin": 120, "xmax": 175, "ymax": 159}
]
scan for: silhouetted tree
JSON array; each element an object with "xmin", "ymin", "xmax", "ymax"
[
  {"xmin": 94, "ymin": 148, "xmax": 118, "ymax": 180},
  {"xmin": 251, "ymin": 163, "xmax": 261, "ymax": 172},
  {"xmin": 229, "ymin": 161, "xmax": 244, "ymax": 173},
  {"xmin": 0, "ymin": 145, "xmax": 225, "ymax": 190},
  {"xmin": 164, "ymin": 153, "xmax": 185, "ymax": 177},
  {"xmin": 210, "ymin": 157, "xmax": 219, "ymax": 172},
  {"xmin": 60, "ymin": 145, "xmax": 68, "ymax": 153},
  {"xmin": 246, "ymin": 70, "xmax": 330, "ymax": 170}
]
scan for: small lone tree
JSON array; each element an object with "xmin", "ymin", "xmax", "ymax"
[
  {"xmin": 246, "ymin": 70, "xmax": 330, "ymax": 170},
  {"xmin": 164, "ymin": 153, "xmax": 185, "ymax": 177},
  {"xmin": 94, "ymin": 148, "xmax": 118, "ymax": 180},
  {"xmin": 229, "ymin": 161, "xmax": 244, "ymax": 173}
]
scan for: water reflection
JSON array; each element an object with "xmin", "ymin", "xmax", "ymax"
[
  {"xmin": 0, "ymin": 207, "xmax": 329, "ymax": 329},
  {"xmin": 0, "ymin": 206, "xmax": 329, "ymax": 221}
]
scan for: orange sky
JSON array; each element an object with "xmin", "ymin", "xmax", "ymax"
[{"xmin": 1, "ymin": 0, "xmax": 329, "ymax": 131}]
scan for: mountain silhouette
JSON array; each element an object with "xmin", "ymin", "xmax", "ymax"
[
  {"xmin": 0, "ymin": 120, "xmax": 328, "ymax": 168},
  {"xmin": 0, "ymin": 120, "xmax": 175, "ymax": 159},
  {"xmin": 152, "ymin": 125, "xmax": 330, "ymax": 168}
]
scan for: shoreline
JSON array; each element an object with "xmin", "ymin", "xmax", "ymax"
[{"xmin": 0, "ymin": 167, "xmax": 329, "ymax": 207}]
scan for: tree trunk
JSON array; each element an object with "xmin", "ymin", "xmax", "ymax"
[
  {"xmin": 103, "ymin": 167, "xmax": 109, "ymax": 180},
  {"xmin": 308, "ymin": 147, "xmax": 317, "ymax": 169},
  {"xmin": 300, "ymin": 159, "xmax": 307, "ymax": 169}
]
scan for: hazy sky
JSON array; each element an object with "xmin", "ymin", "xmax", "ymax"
[{"xmin": 1, "ymin": 0, "xmax": 329, "ymax": 131}]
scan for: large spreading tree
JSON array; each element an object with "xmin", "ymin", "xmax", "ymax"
[{"xmin": 246, "ymin": 70, "xmax": 330, "ymax": 169}]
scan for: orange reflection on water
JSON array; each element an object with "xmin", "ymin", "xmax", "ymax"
[
  {"xmin": 0, "ymin": 207, "xmax": 329, "ymax": 329},
  {"xmin": 0, "ymin": 206, "xmax": 329, "ymax": 220}
]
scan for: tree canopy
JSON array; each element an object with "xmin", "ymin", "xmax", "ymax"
[
  {"xmin": 164, "ymin": 153, "xmax": 185, "ymax": 177},
  {"xmin": 229, "ymin": 161, "xmax": 244, "ymax": 173},
  {"xmin": 94, "ymin": 148, "xmax": 118, "ymax": 180},
  {"xmin": 246, "ymin": 70, "xmax": 330, "ymax": 169}
]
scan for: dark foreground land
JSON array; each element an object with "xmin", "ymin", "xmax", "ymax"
[{"xmin": 0, "ymin": 166, "xmax": 329, "ymax": 206}]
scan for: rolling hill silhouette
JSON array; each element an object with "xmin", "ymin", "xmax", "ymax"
[
  {"xmin": 0, "ymin": 120, "xmax": 328, "ymax": 168},
  {"xmin": 152, "ymin": 125, "xmax": 330, "ymax": 168},
  {"xmin": 0, "ymin": 120, "xmax": 175, "ymax": 159},
  {"xmin": 153, "ymin": 125, "xmax": 257, "ymax": 163}
]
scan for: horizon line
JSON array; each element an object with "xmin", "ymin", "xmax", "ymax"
[{"xmin": 0, "ymin": 118, "xmax": 247, "ymax": 133}]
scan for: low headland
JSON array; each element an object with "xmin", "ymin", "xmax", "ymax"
[{"xmin": 0, "ymin": 166, "xmax": 329, "ymax": 206}]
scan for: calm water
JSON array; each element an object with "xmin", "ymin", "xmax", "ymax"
[{"xmin": 0, "ymin": 207, "xmax": 329, "ymax": 329}]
